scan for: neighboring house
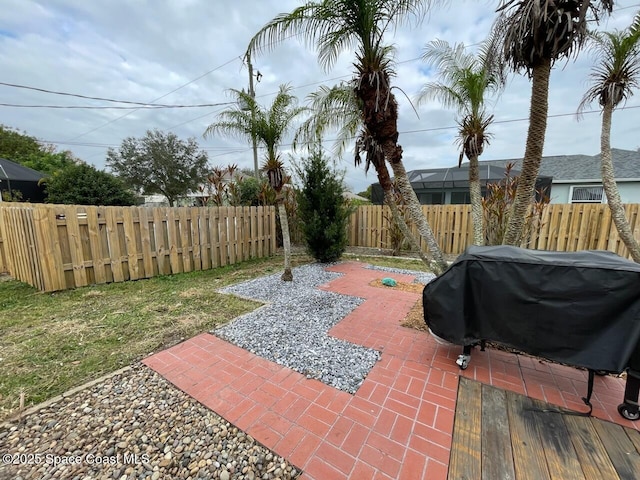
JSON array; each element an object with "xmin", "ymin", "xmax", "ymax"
[
  {"xmin": 370, "ymin": 148, "xmax": 640, "ymax": 205},
  {"xmin": 480, "ymin": 148, "xmax": 640, "ymax": 204},
  {"xmin": 370, "ymin": 164, "xmax": 552, "ymax": 205},
  {"xmin": 0, "ymin": 157, "xmax": 47, "ymax": 203}
]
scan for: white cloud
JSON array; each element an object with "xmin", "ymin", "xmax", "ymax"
[{"xmin": 1, "ymin": 0, "xmax": 639, "ymax": 195}]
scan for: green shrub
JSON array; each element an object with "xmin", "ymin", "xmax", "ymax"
[{"xmin": 297, "ymin": 150, "xmax": 350, "ymax": 262}]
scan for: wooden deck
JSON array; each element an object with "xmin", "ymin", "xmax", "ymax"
[{"xmin": 449, "ymin": 377, "xmax": 640, "ymax": 480}]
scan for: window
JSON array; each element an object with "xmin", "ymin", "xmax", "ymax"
[
  {"xmin": 450, "ymin": 191, "xmax": 471, "ymax": 205},
  {"xmin": 570, "ymin": 186, "xmax": 605, "ymax": 204},
  {"xmin": 418, "ymin": 192, "xmax": 444, "ymax": 204}
]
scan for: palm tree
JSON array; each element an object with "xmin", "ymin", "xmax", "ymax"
[
  {"xmin": 419, "ymin": 39, "xmax": 506, "ymax": 245},
  {"xmin": 578, "ymin": 13, "xmax": 640, "ymax": 262},
  {"xmin": 295, "ymin": 83, "xmax": 446, "ymax": 272},
  {"xmin": 204, "ymin": 85, "xmax": 307, "ymax": 281},
  {"xmin": 493, "ymin": 0, "xmax": 613, "ymax": 245},
  {"xmin": 248, "ymin": 0, "xmax": 449, "ymax": 275}
]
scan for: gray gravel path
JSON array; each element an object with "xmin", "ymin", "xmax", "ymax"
[
  {"xmin": 216, "ymin": 263, "xmax": 379, "ymax": 393},
  {"xmin": 0, "ymin": 365, "xmax": 298, "ymax": 480}
]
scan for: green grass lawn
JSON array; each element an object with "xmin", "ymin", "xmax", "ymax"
[{"xmin": 0, "ymin": 252, "xmax": 431, "ymax": 421}]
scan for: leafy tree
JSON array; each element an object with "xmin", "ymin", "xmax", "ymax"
[
  {"xmin": 297, "ymin": 149, "xmax": 350, "ymax": 262},
  {"xmin": 493, "ymin": 0, "xmax": 613, "ymax": 245},
  {"xmin": 19, "ymin": 151, "xmax": 78, "ymax": 177},
  {"xmin": 205, "ymin": 85, "xmax": 307, "ymax": 281},
  {"xmin": 0, "ymin": 125, "xmax": 76, "ymax": 176},
  {"xmin": 248, "ymin": 0, "xmax": 449, "ymax": 274},
  {"xmin": 0, "ymin": 125, "xmax": 46, "ymax": 161},
  {"xmin": 419, "ymin": 38, "xmax": 506, "ymax": 246},
  {"xmin": 45, "ymin": 164, "xmax": 136, "ymax": 206},
  {"xmin": 106, "ymin": 129, "xmax": 209, "ymax": 207},
  {"xmin": 579, "ymin": 12, "xmax": 640, "ymax": 262}
]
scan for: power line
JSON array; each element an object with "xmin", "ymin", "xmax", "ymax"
[
  {"xmin": 0, "ymin": 102, "xmax": 234, "ymax": 109},
  {"xmin": 0, "ymin": 81, "xmax": 230, "ymax": 107},
  {"xmin": 41, "ymin": 103, "xmax": 639, "ymax": 152},
  {"xmin": 64, "ymin": 32, "xmax": 305, "ymax": 142},
  {"xmin": 65, "ymin": 56, "xmax": 242, "ymax": 142}
]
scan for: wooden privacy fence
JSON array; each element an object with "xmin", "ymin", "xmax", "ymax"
[
  {"xmin": 348, "ymin": 203, "xmax": 640, "ymax": 259},
  {"xmin": 0, "ymin": 204, "xmax": 277, "ymax": 292}
]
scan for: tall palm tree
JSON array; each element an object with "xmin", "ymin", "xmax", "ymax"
[
  {"xmin": 295, "ymin": 83, "xmax": 447, "ymax": 272},
  {"xmin": 578, "ymin": 12, "xmax": 640, "ymax": 262},
  {"xmin": 248, "ymin": 0, "xmax": 449, "ymax": 275},
  {"xmin": 493, "ymin": 0, "xmax": 613, "ymax": 245},
  {"xmin": 419, "ymin": 39, "xmax": 506, "ymax": 245},
  {"xmin": 204, "ymin": 85, "xmax": 307, "ymax": 281}
]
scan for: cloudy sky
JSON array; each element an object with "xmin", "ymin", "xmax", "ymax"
[{"xmin": 1, "ymin": 0, "xmax": 639, "ymax": 194}]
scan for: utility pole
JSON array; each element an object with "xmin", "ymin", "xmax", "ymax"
[{"xmin": 246, "ymin": 51, "xmax": 260, "ymax": 179}]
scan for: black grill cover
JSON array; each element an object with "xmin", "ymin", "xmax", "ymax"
[{"xmin": 423, "ymin": 245, "xmax": 640, "ymax": 373}]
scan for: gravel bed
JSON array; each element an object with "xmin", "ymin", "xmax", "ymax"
[
  {"xmin": 365, "ymin": 264, "xmax": 437, "ymax": 285},
  {"xmin": 216, "ymin": 263, "xmax": 380, "ymax": 394},
  {"xmin": 0, "ymin": 365, "xmax": 299, "ymax": 480}
]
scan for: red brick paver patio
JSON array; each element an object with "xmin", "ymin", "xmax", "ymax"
[{"xmin": 143, "ymin": 261, "xmax": 638, "ymax": 480}]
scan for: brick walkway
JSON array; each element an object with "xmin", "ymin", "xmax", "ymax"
[{"xmin": 143, "ymin": 261, "xmax": 637, "ymax": 480}]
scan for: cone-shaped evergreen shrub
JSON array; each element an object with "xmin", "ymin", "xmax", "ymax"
[{"xmin": 298, "ymin": 151, "xmax": 350, "ymax": 262}]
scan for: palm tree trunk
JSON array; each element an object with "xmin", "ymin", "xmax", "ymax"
[
  {"xmin": 277, "ymin": 201, "xmax": 293, "ymax": 281},
  {"xmin": 357, "ymin": 72, "xmax": 448, "ymax": 274},
  {"xmin": 373, "ymin": 160, "xmax": 433, "ymax": 266},
  {"xmin": 387, "ymin": 159, "xmax": 448, "ymax": 275},
  {"xmin": 600, "ymin": 104, "xmax": 640, "ymax": 262},
  {"xmin": 469, "ymin": 155, "xmax": 484, "ymax": 245},
  {"xmin": 503, "ymin": 58, "xmax": 551, "ymax": 246}
]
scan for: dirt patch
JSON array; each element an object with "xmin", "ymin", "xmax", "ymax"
[{"xmin": 368, "ymin": 279, "xmax": 427, "ymax": 332}]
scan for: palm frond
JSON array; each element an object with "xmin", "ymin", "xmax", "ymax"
[
  {"xmin": 248, "ymin": 0, "xmax": 432, "ymax": 73},
  {"xmin": 293, "ymin": 83, "xmax": 362, "ymax": 156},
  {"xmin": 578, "ymin": 19, "xmax": 640, "ymax": 114},
  {"xmin": 494, "ymin": 0, "xmax": 613, "ymax": 74},
  {"xmin": 205, "ymin": 84, "xmax": 307, "ymax": 175},
  {"xmin": 419, "ymin": 39, "xmax": 506, "ymax": 116}
]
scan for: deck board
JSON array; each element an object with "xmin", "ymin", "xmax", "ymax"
[
  {"xmin": 481, "ymin": 386, "xmax": 515, "ymax": 480},
  {"xmin": 449, "ymin": 377, "xmax": 640, "ymax": 480},
  {"xmin": 449, "ymin": 378, "xmax": 482, "ymax": 479},
  {"xmin": 506, "ymin": 390, "xmax": 551, "ymax": 480}
]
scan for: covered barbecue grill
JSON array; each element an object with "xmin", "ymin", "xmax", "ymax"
[{"xmin": 423, "ymin": 245, "xmax": 640, "ymax": 421}]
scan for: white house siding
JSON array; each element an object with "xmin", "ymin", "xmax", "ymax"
[
  {"xmin": 549, "ymin": 184, "xmax": 571, "ymax": 204},
  {"xmin": 618, "ymin": 183, "xmax": 640, "ymax": 203},
  {"xmin": 549, "ymin": 181, "xmax": 640, "ymax": 204}
]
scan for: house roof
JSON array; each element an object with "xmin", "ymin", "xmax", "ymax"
[
  {"xmin": 0, "ymin": 157, "xmax": 46, "ymax": 182},
  {"xmin": 476, "ymin": 148, "xmax": 640, "ymax": 182}
]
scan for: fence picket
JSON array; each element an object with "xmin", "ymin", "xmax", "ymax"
[
  {"xmin": 138, "ymin": 207, "xmax": 154, "ymax": 278},
  {"xmin": 122, "ymin": 207, "xmax": 140, "ymax": 281},
  {"xmin": 198, "ymin": 207, "xmax": 210, "ymax": 270},
  {"xmin": 190, "ymin": 206, "xmax": 202, "ymax": 271},
  {"xmin": 64, "ymin": 205, "xmax": 89, "ymax": 287}
]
